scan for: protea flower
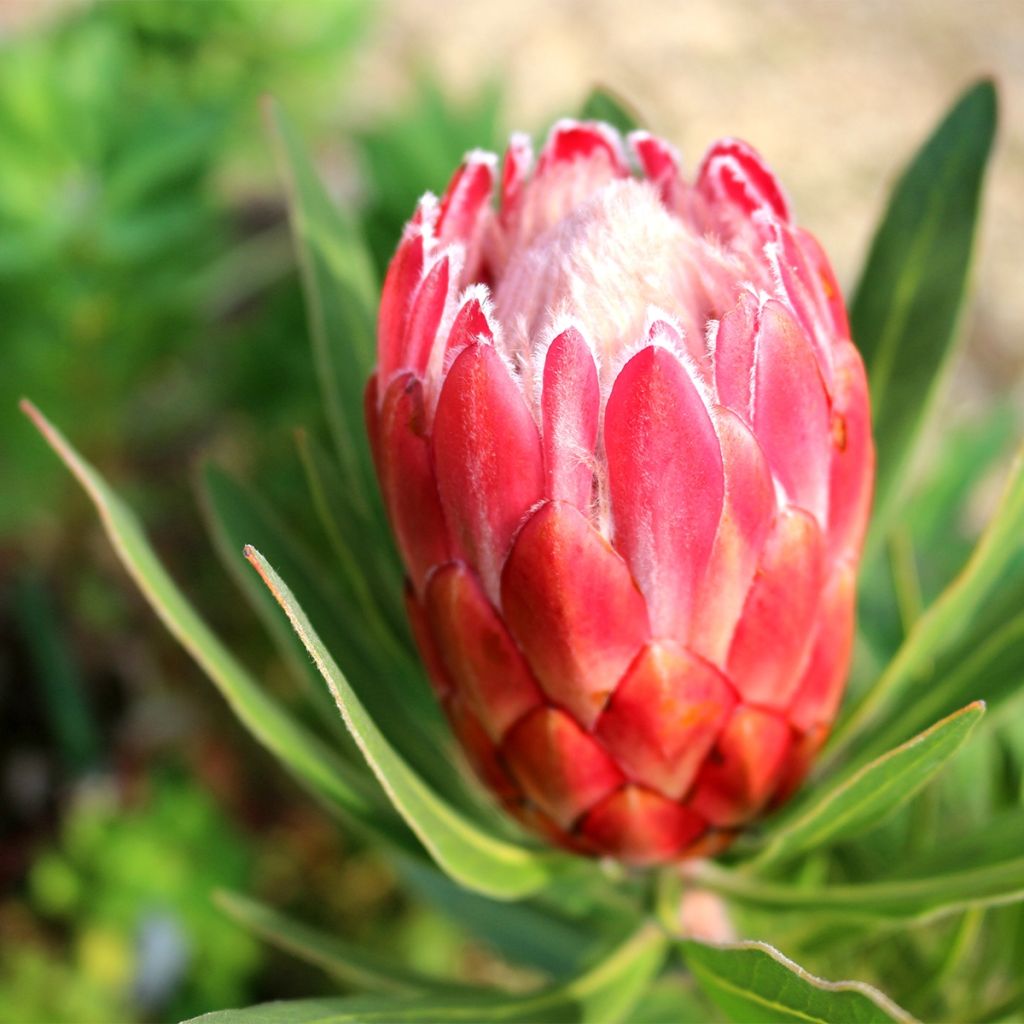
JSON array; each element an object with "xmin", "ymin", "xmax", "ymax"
[{"xmin": 365, "ymin": 120, "xmax": 873, "ymax": 865}]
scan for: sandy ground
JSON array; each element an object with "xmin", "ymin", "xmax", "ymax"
[{"xmin": 359, "ymin": 0, "xmax": 1024, "ymax": 416}]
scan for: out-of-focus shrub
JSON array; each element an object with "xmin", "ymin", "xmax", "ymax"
[
  {"xmin": 1, "ymin": 771, "xmax": 258, "ymax": 1022},
  {"xmin": 0, "ymin": 0, "xmax": 369, "ymax": 540}
]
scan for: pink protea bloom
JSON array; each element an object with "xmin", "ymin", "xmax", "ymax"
[{"xmin": 366, "ymin": 120, "xmax": 874, "ymax": 865}]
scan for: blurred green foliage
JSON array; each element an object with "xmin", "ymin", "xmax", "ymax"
[
  {"xmin": 7, "ymin": 4, "xmax": 1020, "ymax": 1018},
  {"xmin": 3, "ymin": 3, "xmax": 512, "ymax": 1022},
  {"xmin": 0, "ymin": 0, "xmax": 369, "ymax": 538},
  {"xmin": 6, "ymin": 6, "xmax": 1021, "ymax": 1017},
  {"xmin": 2, "ymin": 772, "xmax": 258, "ymax": 1022},
  {"xmin": 45, "ymin": 75, "xmax": 1021, "ymax": 1024}
]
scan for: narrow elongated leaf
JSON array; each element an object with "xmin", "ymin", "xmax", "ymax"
[
  {"xmin": 244, "ymin": 546, "xmax": 576, "ymax": 900},
  {"xmin": 266, "ymin": 108, "xmax": 495, "ymax": 818},
  {"xmin": 691, "ymin": 858, "xmax": 1024, "ymax": 924},
  {"xmin": 187, "ymin": 924, "xmax": 666, "ymax": 1023},
  {"xmin": 293, "ymin": 428, "xmax": 405, "ymax": 636},
  {"xmin": 753, "ymin": 703, "xmax": 984, "ymax": 869},
  {"xmin": 858, "ymin": 609, "xmax": 1024, "ymax": 764},
  {"xmin": 15, "ymin": 574, "xmax": 100, "ymax": 775},
  {"xmin": 579, "ymin": 87, "xmax": 641, "ymax": 134},
  {"xmin": 215, "ymin": 891, "xmax": 476, "ymax": 996},
  {"xmin": 826, "ymin": 444, "xmax": 1024, "ymax": 766},
  {"xmin": 200, "ymin": 465, "xmax": 423, "ymax": 733},
  {"xmin": 683, "ymin": 940, "xmax": 915, "ymax": 1023},
  {"xmin": 271, "ymin": 94, "xmax": 529, "ymax": 836},
  {"xmin": 852, "ymin": 79, "xmax": 996, "ymax": 540},
  {"xmin": 853, "ymin": 408, "xmax": 1017, "ymax": 677},
  {"xmin": 200, "ymin": 463, "xmax": 357, "ymax": 741},
  {"xmin": 903, "ymin": 406, "xmax": 1016, "ymax": 572},
  {"xmin": 202, "ymin": 464, "xmax": 495, "ymax": 823},
  {"xmin": 889, "ymin": 811, "xmax": 1024, "ymax": 880},
  {"xmin": 203, "ymin": 462, "xmax": 403, "ymax": 665},
  {"xmin": 395, "ymin": 856, "xmax": 628, "ymax": 978},
  {"xmin": 266, "ymin": 98, "xmax": 378, "ymax": 503},
  {"xmin": 21, "ymin": 402, "xmax": 400, "ymax": 845},
  {"xmin": 551, "ymin": 923, "xmax": 668, "ymax": 1024},
  {"xmin": 629, "ymin": 977, "xmax": 717, "ymax": 1024}
]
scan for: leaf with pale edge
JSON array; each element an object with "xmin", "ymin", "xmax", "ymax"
[
  {"xmin": 186, "ymin": 924, "xmax": 666, "ymax": 1023},
  {"xmin": 215, "ymin": 891, "xmax": 476, "ymax": 996},
  {"xmin": 200, "ymin": 463, "xmax": 360, "ymax": 742},
  {"xmin": 265, "ymin": 98, "xmax": 378, "ymax": 510},
  {"xmin": 20, "ymin": 402, "xmax": 401, "ymax": 846},
  {"xmin": 753, "ymin": 702, "xmax": 984, "ymax": 869},
  {"xmin": 691, "ymin": 856, "xmax": 1024, "ymax": 925},
  {"xmin": 200, "ymin": 463, "xmax": 478, "ymax": 813},
  {"xmin": 683, "ymin": 940, "xmax": 915, "ymax": 1023},
  {"xmin": 826, "ymin": 443, "xmax": 1024, "ymax": 767},
  {"xmin": 244, "ymin": 546, "xmax": 578, "ymax": 901},
  {"xmin": 858, "ymin": 608, "xmax": 1024, "ymax": 766}
]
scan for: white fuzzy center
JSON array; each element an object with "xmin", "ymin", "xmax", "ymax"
[{"xmin": 493, "ymin": 178, "xmax": 741, "ymax": 381}]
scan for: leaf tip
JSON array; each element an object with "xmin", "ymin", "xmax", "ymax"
[
  {"xmin": 20, "ymin": 397, "xmax": 46, "ymax": 432},
  {"xmin": 969, "ymin": 75, "xmax": 998, "ymax": 104},
  {"xmin": 580, "ymin": 85, "xmax": 643, "ymax": 133},
  {"xmin": 19, "ymin": 400, "xmax": 79, "ymax": 477},
  {"xmin": 243, "ymin": 546, "xmax": 287, "ymax": 610},
  {"xmin": 957, "ymin": 76, "xmax": 998, "ymax": 133}
]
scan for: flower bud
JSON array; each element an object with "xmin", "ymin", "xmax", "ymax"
[{"xmin": 367, "ymin": 119, "xmax": 874, "ymax": 864}]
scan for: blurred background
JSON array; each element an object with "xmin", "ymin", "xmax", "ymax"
[{"xmin": 0, "ymin": 1, "xmax": 1021, "ymax": 1020}]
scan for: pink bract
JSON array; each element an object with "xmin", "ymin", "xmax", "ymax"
[{"xmin": 367, "ymin": 119, "xmax": 874, "ymax": 865}]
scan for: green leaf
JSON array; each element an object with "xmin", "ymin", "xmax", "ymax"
[
  {"xmin": 752, "ymin": 703, "xmax": 985, "ymax": 869},
  {"xmin": 214, "ymin": 890, "xmax": 476, "ymax": 996},
  {"xmin": 292, "ymin": 427, "xmax": 405, "ymax": 636},
  {"xmin": 201, "ymin": 463, "xmax": 490, "ymax": 821},
  {"xmin": 887, "ymin": 810, "xmax": 1024, "ymax": 880},
  {"xmin": 395, "ymin": 857, "xmax": 624, "ymax": 978},
  {"xmin": 628, "ymin": 976, "xmax": 718, "ymax": 1024},
  {"xmin": 852, "ymin": 79, "xmax": 997, "ymax": 544},
  {"xmin": 20, "ymin": 402, "xmax": 399, "ymax": 845},
  {"xmin": 200, "ymin": 463, "xmax": 359, "ymax": 741},
  {"xmin": 265, "ymin": 97, "xmax": 378, "ymax": 507},
  {"xmin": 825, "ymin": 443, "xmax": 1024, "ymax": 767},
  {"xmin": 857, "ymin": 609, "xmax": 1024, "ymax": 766},
  {"xmin": 886, "ymin": 525, "xmax": 925, "ymax": 635},
  {"xmin": 541, "ymin": 923, "xmax": 667, "ymax": 1024},
  {"xmin": 265, "ymin": 107, "xmax": 493, "ymax": 816},
  {"xmin": 690, "ymin": 857, "xmax": 1024, "ymax": 925},
  {"xmin": 200, "ymin": 464, "xmax": 414, "ymax": 723},
  {"xmin": 683, "ymin": 940, "xmax": 915, "ymax": 1023},
  {"xmin": 243, "ymin": 545, "xmax": 577, "ymax": 901},
  {"xmin": 186, "ymin": 924, "xmax": 666, "ymax": 1023},
  {"xmin": 579, "ymin": 87, "xmax": 641, "ymax": 134},
  {"xmin": 902, "ymin": 405, "xmax": 1017, "ymax": 575},
  {"xmin": 14, "ymin": 573, "xmax": 100, "ymax": 775}
]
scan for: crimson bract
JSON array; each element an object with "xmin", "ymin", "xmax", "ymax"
[{"xmin": 365, "ymin": 120, "xmax": 874, "ymax": 865}]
